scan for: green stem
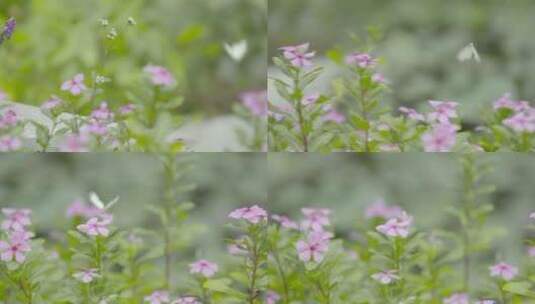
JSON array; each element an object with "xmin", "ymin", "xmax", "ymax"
[{"xmin": 272, "ymin": 248, "xmax": 290, "ymax": 303}]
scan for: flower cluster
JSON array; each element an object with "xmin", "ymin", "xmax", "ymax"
[
  {"xmin": 0, "ymin": 208, "xmax": 33, "ymax": 263},
  {"xmin": 270, "ymin": 42, "xmax": 535, "ymax": 152},
  {"xmin": 1, "ymin": 198, "xmax": 534, "ymax": 303}
]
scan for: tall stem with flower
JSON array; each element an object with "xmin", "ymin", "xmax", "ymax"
[{"xmin": 270, "ymin": 43, "xmax": 336, "ymax": 152}]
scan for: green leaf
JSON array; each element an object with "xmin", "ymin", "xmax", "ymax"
[{"xmin": 503, "ymin": 282, "xmax": 535, "ymax": 298}]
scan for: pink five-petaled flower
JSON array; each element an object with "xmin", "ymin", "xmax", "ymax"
[
  {"xmin": 91, "ymin": 102, "xmax": 114, "ymax": 121},
  {"xmin": 228, "ymin": 205, "xmax": 268, "ymax": 224},
  {"xmin": 0, "ymin": 233, "xmax": 31, "ymax": 263},
  {"xmin": 321, "ymin": 105, "xmax": 346, "ymax": 123},
  {"xmin": 376, "ymin": 212, "xmax": 413, "ymax": 238},
  {"xmin": 371, "ymin": 270, "xmax": 400, "ymax": 285},
  {"xmin": 489, "ymin": 262, "xmax": 518, "ymax": 281},
  {"xmin": 0, "ymin": 109, "xmax": 18, "ymax": 128},
  {"xmin": 365, "ymin": 199, "xmax": 403, "ymax": 219},
  {"xmin": 41, "ymin": 95, "xmax": 63, "ymax": 110},
  {"xmin": 503, "ymin": 110, "xmax": 535, "ymax": 133},
  {"xmin": 266, "ymin": 290, "xmax": 281, "ymax": 304},
  {"xmin": 189, "ymin": 259, "xmax": 219, "ymax": 278},
  {"xmin": 61, "ymin": 73, "xmax": 87, "ymax": 96},
  {"xmin": 272, "ymin": 214, "xmax": 299, "ymax": 229},
  {"xmin": 1, "ymin": 208, "xmax": 32, "ymax": 232},
  {"xmin": 240, "ymin": 90, "xmax": 267, "ymax": 117},
  {"xmin": 119, "ymin": 103, "xmax": 136, "ymax": 115},
  {"xmin": 345, "ymin": 52, "xmax": 377, "ymax": 68},
  {"xmin": 301, "ymin": 208, "xmax": 331, "ymax": 231},
  {"xmin": 279, "ymin": 43, "xmax": 315, "ymax": 68},
  {"xmin": 144, "ymin": 291, "xmax": 170, "ymax": 304},
  {"xmin": 493, "ymin": 93, "xmax": 517, "ymax": 111},
  {"xmin": 443, "ymin": 293, "xmax": 469, "ymax": 304},
  {"xmin": 296, "ymin": 230, "xmax": 332, "ymax": 263},
  {"xmin": 73, "ymin": 268, "xmax": 100, "ymax": 283},
  {"xmin": 77, "ymin": 216, "xmax": 113, "ymax": 237},
  {"xmin": 0, "ymin": 135, "xmax": 22, "ymax": 151},
  {"xmin": 422, "ymin": 122, "xmax": 457, "ymax": 152},
  {"xmin": 428, "ymin": 100, "xmax": 459, "ymax": 123},
  {"xmin": 171, "ymin": 297, "xmax": 201, "ymax": 304},
  {"xmin": 399, "ymin": 106, "xmax": 425, "ymax": 121},
  {"xmin": 144, "ymin": 65, "xmax": 175, "ymax": 87},
  {"xmin": 66, "ymin": 199, "xmax": 103, "ymax": 219}
]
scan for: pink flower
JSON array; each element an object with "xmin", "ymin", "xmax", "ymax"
[
  {"xmin": 428, "ymin": 101, "xmax": 459, "ymax": 123},
  {"xmin": 58, "ymin": 134, "xmax": 90, "ymax": 152},
  {"xmin": 77, "ymin": 216, "xmax": 113, "ymax": 237},
  {"xmin": 279, "ymin": 43, "xmax": 315, "ymax": 68},
  {"xmin": 61, "ymin": 73, "xmax": 87, "ymax": 95},
  {"xmin": 189, "ymin": 259, "xmax": 218, "ymax": 278},
  {"xmin": 489, "ymin": 262, "xmax": 518, "ymax": 281},
  {"xmin": 0, "ymin": 109, "xmax": 18, "ymax": 128},
  {"xmin": 272, "ymin": 214, "xmax": 299, "ymax": 229},
  {"xmin": 266, "ymin": 291, "xmax": 280, "ymax": 304},
  {"xmin": 422, "ymin": 123, "xmax": 457, "ymax": 152},
  {"xmin": 399, "ymin": 106, "xmax": 425, "ymax": 121},
  {"xmin": 91, "ymin": 102, "xmax": 114, "ymax": 121},
  {"xmin": 371, "ymin": 270, "xmax": 400, "ymax": 284},
  {"xmin": 228, "ymin": 205, "xmax": 268, "ymax": 224},
  {"xmin": 301, "ymin": 208, "xmax": 331, "ymax": 231},
  {"xmin": 365, "ymin": 199, "xmax": 403, "ymax": 219},
  {"xmin": 41, "ymin": 95, "xmax": 63, "ymax": 110},
  {"xmin": 119, "ymin": 103, "xmax": 136, "ymax": 115},
  {"xmin": 171, "ymin": 297, "xmax": 200, "ymax": 304},
  {"xmin": 144, "ymin": 291, "xmax": 170, "ymax": 304},
  {"xmin": 503, "ymin": 111, "xmax": 535, "ymax": 133},
  {"xmin": 0, "ymin": 234, "xmax": 31, "ymax": 263},
  {"xmin": 443, "ymin": 293, "xmax": 469, "ymax": 304},
  {"xmin": 73, "ymin": 268, "xmax": 100, "ymax": 283},
  {"xmin": 376, "ymin": 212, "xmax": 413, "ymax": 238},
  {"xmin": 302, "ymin": 93, "xmax": 320, "ymax": 106},
  {"xmin": 0, "ymin": 135, "xmax": 21, "ymax": 151},
  {"xmin": 66, "ymin": 199, "xmax": 103, "ymax": 219},
  {"xmin": 345, "ymin": 52, "xmax": 376, "ymax": 68},
  {"xmin": 493, "ymin": 93, "xmax": 517, "ymax": 110},
  {"xmin": 528, "ymin": 246, "xmax": 535, "ymax": 257},
  {"xmin": 322, "ymin": 108, "xmax": 345, "ymax": 123},
  {"xmin": 296, "ymin": 231, "xmax": 331, "ymax": 263},
  {"xmin": 240, "ymin": 90, "xmax": 267, "ymax": 117},
  {"xmin": 1, "ymin": 208, "xmax": 31, "ymax": 232},
  {"xmin": 144, "ymin": 65, "xmax": 175, "ymax": 87},
  {"xmin": 85, "ymin": 120, "xmax": 109, "ymax": 136}
]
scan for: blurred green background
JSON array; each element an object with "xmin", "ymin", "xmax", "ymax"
[
  {"xmin": 269, "ymin": 0, "xmax": 535, "ymax": 122},
  {"xmin": 0, "ymin": 0, "xmax": 266, "ymax": 115},
  {"xmin": 268, "ymin": 153, "xmax": 535, "ymax": 261}
]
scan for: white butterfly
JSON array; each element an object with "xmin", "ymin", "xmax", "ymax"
[
  {"xmin": 457, "ymin": 42, "xmax": 481, "ymax": 63},
  {"xmin": 224, "ymin": 40, "xmax": 248, "ymax": 62},
  {"xmin": 89, "ymin": 191, "xmax": 119, "ymax": 210}
]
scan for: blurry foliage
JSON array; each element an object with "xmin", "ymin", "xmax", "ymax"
[
  {"xmin": 0, "ymin": 0, "xmax": 266, "ymax": 115},
  {"xmin": 269, "ymin": 0, "xmax": 535, "ymax": 122}
]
